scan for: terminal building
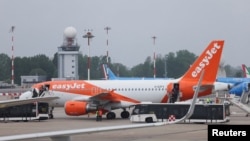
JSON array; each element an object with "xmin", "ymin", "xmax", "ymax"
[{"xmin": 20, "ymin": 75, "xmax": 46, "ymax": 88}]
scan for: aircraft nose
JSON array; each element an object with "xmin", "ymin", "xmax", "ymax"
[{"xmin": 19, "ymin": 90, "xmax": 33, "ymax": 99}]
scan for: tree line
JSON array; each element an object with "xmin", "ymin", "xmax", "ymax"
[{"xmin": 0, "ymin": 50, "xmax": 242, "ymax": 85}]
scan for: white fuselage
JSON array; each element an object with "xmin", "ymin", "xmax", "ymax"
[
  {"xmin": 20, "ymin": 79, "xmax": 228, "ymax": 110},
  {"xmin": 47, "ymin": 80, "xmax": 175, "ymax": 106}
]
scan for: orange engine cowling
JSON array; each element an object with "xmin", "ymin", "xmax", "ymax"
[{"xmin": 64, "ymin": 101, "xmax": 90, "ymax": 116}]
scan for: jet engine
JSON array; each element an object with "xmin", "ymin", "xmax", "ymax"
[
  {"xmin": 64, "ymin": 101, "xmax": 95, "ymax": 116},
  {"xmin": 213, "ymin": 82, "xmax": 233, "ymax": 92},
  {"xmin": 229, "ymin": 82, "xmax": 250, "ymax": 97}
]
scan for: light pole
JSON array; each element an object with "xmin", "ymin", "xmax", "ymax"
[
  {"xmin": 152, "ymin": 36, "xmax": 156, "ymax": 78},
  {"xmin": 10, "ymin": 26, "xmax": 15, "ymax": 86},
  {"xmin": 104, "ymin": 26, "xmax": 111, "ymax": 79},
  {"xmin": 83, "ymin": 30, "xmax": 94, "ymax": 80},
  {"xmin": 104, "ymin": 26, "xmax": 111, "ymax": 65},
  {"xmin": 165, "ymin": 55, "xmax": 168, "ymax": 78}
]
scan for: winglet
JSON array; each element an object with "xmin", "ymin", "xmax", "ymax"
[{"xmin": 180, "ymin": 40, "xmax": 224, "ymax": 83}]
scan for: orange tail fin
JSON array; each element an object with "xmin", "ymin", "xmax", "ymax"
[{"xmin": 180, "ymin": 40, "xmax": 224, "ymax": 83}]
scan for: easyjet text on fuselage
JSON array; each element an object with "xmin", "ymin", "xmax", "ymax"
[{"xmin": 52, "ymin": 83, "xmax": 85, "ymax": 90}]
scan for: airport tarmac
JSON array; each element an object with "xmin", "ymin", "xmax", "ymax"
[{"xmin": 0, "ymin": 104, "xmax": 250, "ymax": 141}]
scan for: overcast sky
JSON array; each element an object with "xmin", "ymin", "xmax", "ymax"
[{"xmin": 1, "ymin": 0, "xmax": 250, "ymax": 68}]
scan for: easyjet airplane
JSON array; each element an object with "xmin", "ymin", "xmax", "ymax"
[
  {"xmin": 19, "ymin": 40, "xmax": 224, "ymax": 119},
  {"xmin": 0, "ymin": 70, "xmax": 204, "ymax": 141}
]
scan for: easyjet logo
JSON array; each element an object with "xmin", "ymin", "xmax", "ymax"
[
  {"xmin": 52, "ymin": 83, "xmax": 85, "ymax": 90},
  {"xmin": 192, "ymin": 42, "xmax": 221, "ymax": 77}
]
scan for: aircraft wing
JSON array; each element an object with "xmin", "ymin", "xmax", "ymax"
[
  {"xmin": 0, "ymin": 96, "xmax": 59, "ymax": 108},
  {"xmin": 73, "ymin": 90, "xmax": 117, "ymax": 102},
  {"xmin": 89, "ymin": 91, "xmax": 112, "ymax": 100},
  {"xmin": 0, "ymin": 122, "xmax": 188, "ymax": 141}
]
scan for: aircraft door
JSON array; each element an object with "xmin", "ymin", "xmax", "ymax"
[{"xmin": 168, "ymin": 83, "xmax": 180, "ymax": 103}]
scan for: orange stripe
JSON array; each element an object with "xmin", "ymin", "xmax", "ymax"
[{"xmin": 35, "ymin": 81, "xmax": 140, "ymax": 104}]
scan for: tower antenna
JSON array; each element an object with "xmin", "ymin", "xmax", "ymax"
[
  {"xmin": 10, "ymin": 26, "xmax": 15, "ymax": 86},
  {"xmin": 104, "ymin": 26, "xmax": 111, "ymax": 79},
  {"xmin": 83, "ymin": 29, "xmax": 94, "ymax": 80},
  {"xmin": 152, "ymin": 36, "xmax": 157, "ymax": 78}
]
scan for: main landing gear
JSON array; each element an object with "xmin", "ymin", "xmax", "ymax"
[{"xmin": 106, "ymin": 110, "xmax": 130, "ymax": 119}]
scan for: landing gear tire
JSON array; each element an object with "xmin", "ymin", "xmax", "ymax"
[
  {"xmin": 106, "ymin": 112, "xmax": 116, "ymax": 119},
  {"xmin": 121, "ymin": 111, "xmax": 130, "ymax": 119}
]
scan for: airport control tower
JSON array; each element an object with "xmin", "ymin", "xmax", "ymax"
[{"xmin": 57, "ymin": 26, "xmax": 80, "ymax": 80}]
